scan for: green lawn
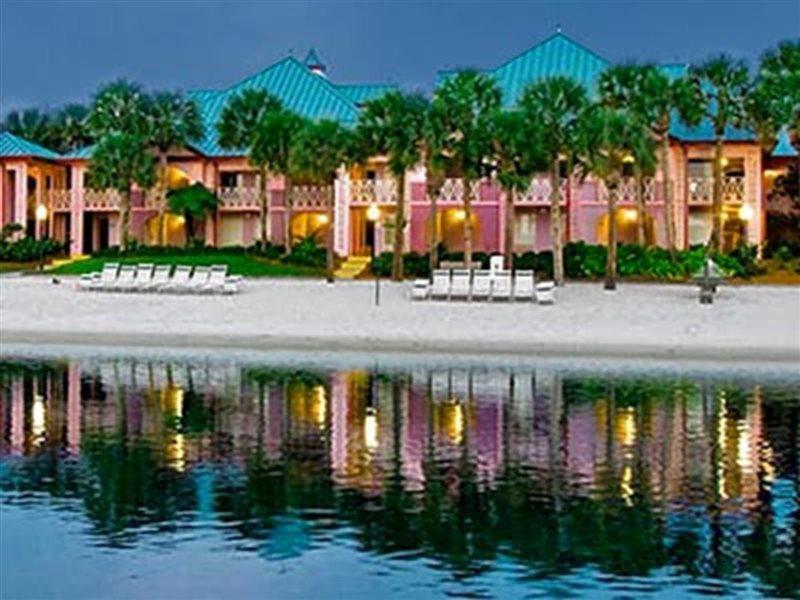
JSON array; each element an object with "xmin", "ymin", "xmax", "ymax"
[{"xmin": 46, "ymin": 253, "xmax": 324, "ymax": 278}]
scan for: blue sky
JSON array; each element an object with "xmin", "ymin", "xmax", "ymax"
[{"xmin": 1, "ymin": 0, "xmax": 797, "ymax": 114}]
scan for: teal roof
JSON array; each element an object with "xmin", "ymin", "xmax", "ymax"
[
  {"xmin": 62, "ymin": 144, "xmax": 94, "ymax": 159},
  {"xmin": 188, "ymin": 56, "xmax": 384, "ymax": 156},
  {"xmin": 772, "ymin": 127, "xmax": 798, "ymax": 157},
  {"xmin": 335, "ymin": 83, "xmax": 399, "ymax": 105},
  {"xmin": 0, "ymin": 131, "xmax": 59, "ymax": 159},
  {"xmin": 304, "ymin": 48, "xmax": 324, "ymax": 68}
]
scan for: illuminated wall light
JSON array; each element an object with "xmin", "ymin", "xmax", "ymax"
[
  {"xmin": 620, "ymin": 208, "xmax": 638, "ymax": 223},
  {"xmin": 366, "ymin": 204, "xmax": 380, "ymax": 222},
  {"xmin": 720, "ymin": 157, "xmax": 729, "ymax": 167},
  {"xmin": 622, "ymin": 154, "xmax": 635, "ymax": 163},
  {"xmin": 453, "ymin": 209, "xmax": 467, "ymax": 222},
  {"xmin": 738, "ymin": 204, "xmax": 754, "ymax": 221},
  {"xmin": 317, "ymin": 213, "xmax": 329, "ymax": 225}
]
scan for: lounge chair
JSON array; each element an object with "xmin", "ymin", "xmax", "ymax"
[
  {"xmin": 411, "ymin": 279, "xmax": 429, "ymax": 301},
  {"xmin": 514, "ymin": 270, "xmax": 535, "ymax": 301},
  {"xmin": 161, "ymin": 265, "xmax": 192, "ymax": 293},
  {"xmin": 113, "ymin": 265, "xmax": 138, "ymax": 292},
  {"xmin": 536, "ymin": 281, "xmax": 556, "ymax": 304},
  {"xmin": 471, "ymin": 270, "xmax": 492, "ymax": 301},
  {"xmin": 185, "ymin": 266, "xmax": 211, "ymax": 293},
  {"xmin": 79, "ymin": 262, "xmax": 119, "ymax": 291},
  {"xmin": 430, "ymin": 270, "xmax": 451, "ymax": 301},
  {"xmin": 202, "ymin": 265, "xmax": 238, "ymax": 295},
  {"xmin": 133, "ymin": 264, "xmax": 155, "ymax": 292},
  {"xmin": 492, "ymin": 270, "xmax": 512, "ymax": 301},
  {"xmin": 142, "ymin": 264, "xmax": 172, "ymax": 292},
  {"xmin": 450, "ymin": 269, "xmax": 471, "ymax": 301}
]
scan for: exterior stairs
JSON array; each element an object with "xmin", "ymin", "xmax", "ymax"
[
  {"xmin": 334, "ymin": 255, "xmax": 371, "ymax": 280},
  {"xmin": 47, "ymin": 255, "xmax": 89, "ymax": 270}
]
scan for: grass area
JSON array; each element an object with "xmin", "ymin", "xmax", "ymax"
[{"xmin": 46, "ymin": 253, "xmax": 324, "ymax": 278}]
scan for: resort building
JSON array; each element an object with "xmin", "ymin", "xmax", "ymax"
[{"xmin": 0, "ymin": 35, "xmax": 796, "ymax": 258}]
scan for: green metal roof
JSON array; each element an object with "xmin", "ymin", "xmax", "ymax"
[
  {"xmin": 335, "ymin": 83, "xmax": 399, "ymax": 105},
  {"xmin": 189, "ymin": 55, "xmax": 385, "ymax": 156},
  {"xmin": 0, "ymin": 131, "xmax": 60, "ymax": 159}
]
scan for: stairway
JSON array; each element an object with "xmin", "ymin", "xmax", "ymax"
[
  {"xmin": 47, "ymin": 255, "xmax": 89, "ymax": 270},
  {"xmin": 334, "ymin": 255, "xmax": 372, "ymax": 280}
]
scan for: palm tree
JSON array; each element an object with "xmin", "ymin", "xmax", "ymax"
[
  {"xmin": 428, "ymin": 71, "xmax": 501, "ymax": 266},
  {"xmin": 578, "ymin": 105, "xmax": 655, "ymax": 290},
  {"xmin": 600, "ymin": 64, "xmax": 704, "ymax": 255},
  {"xmin": 86, "ymin": 133, "xmax": 156, "ymax": 251},
  {"xmin": 88, "ymin": 79, "xmax": 151, "ymax": 138},
  {"xmin": 166, "ymin": 183, "xmax": 219, "ymax": 246},
  {"xmin": 217, "ymin": 89, "xmax": 283, "ymax": 246},
  {"xmin": 488, "ymin": 109, "xmax": 546, "ymax": 263},
  {"xmin": 290, "ymin": 119, "xmax": 352, "ymax": 283},
  {"xmin": 519, "ymin": 77, "xmax": 588, "ymax": 285},
  {"xmin": 149, "ymin": 92, "xmax": 204, "ymax": 245},
  {"xmin": 749, "ymin": 40, "xmax": 800, "ymax": 148},
  {"xmin": 691, "ymin": 56, "xmax": 750, "ymax": 252},
  {"xmin": 51, "ymin": 103, "xmax": 93, "ymax": 153},
  {"xmin": 1, "ymin": 108, "xmax": 53, "ymax": 148},
  {"xmin": 356, "ymin": 91, "xmax": 428, "ymax": 280}
]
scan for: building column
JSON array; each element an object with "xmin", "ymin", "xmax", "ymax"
[
  {"xmin": 14, "ymin": 163, "xmax": 27, "ymax": 231},
  {"xmin": 70, "ymin": 165, "xmax": 85, "ymax": 255},
  {"xmin": 334, "ymin": 166, "xmax": 350, "ymax": 256},
  {"xmin": 35, "ymin": 169, "xmax": 43, "ymax": 239},
  {"xmin": 498, "ymin": 187, "xmax": 507, "ymax": 259}
]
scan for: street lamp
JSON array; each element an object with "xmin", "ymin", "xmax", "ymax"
[
  {"xmin": 366, "ymin": 204, "xmax": 381, "ymax": 306},
  {"xmin": 35, "ymin": 204, "xmax": 48, "ymax": 271}
]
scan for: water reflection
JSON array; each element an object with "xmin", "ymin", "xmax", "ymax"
[{"xmin": 1, "ymin": 358, "xmax": 798, "ymax": 597}]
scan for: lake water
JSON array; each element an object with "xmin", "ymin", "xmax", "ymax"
[{"xmin": 1, "ymin": 351, "xmax": 798, "ymax": 599}]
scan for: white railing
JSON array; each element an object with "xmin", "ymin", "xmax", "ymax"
[
  {"xmin": 84, "ymin": 189, "xmax": 121, "ymax": 210},
  {"xmin": 218, "ymin": 186, "xmax": 260, "ymax": 209},
  {"xmin": 290, "ymin": 185, "xmax": 332, "ymax": 210},
  {"xmin": 47, "ymin": 190, "xmax": 72, "ymax": 211},
  {"xmin": 603, "ymin": 177, "xmax": 657, "ymax": 203},
  {"xmin": 437, "ymin": 178, "xmax": 483, "ymax": 203},
  {"xmin": 516, "ymin": 177, "xmax": 568, "ymax": 205},
  {"xmin": 349, "ymin": 178, "xmax": 399, "ymax": 205},
  {"xmin": 688, "ymin": 176, "xmax": 745, "ymax": 205}
]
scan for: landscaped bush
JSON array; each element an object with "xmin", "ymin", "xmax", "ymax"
[
  {"xmin": 0, "ymin": 236, "xmax": 67, "ymax": 262},
  {"xmin": 284, "ymin": 235, "xmax": 326, "ymax": 268}
]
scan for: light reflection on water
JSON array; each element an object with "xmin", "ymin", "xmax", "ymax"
[{"xmin": 0, "ymin": 356, "xmax": 798, "ymax": 599}]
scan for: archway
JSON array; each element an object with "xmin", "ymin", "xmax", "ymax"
[
  {"xmin": 596, "ymin": 209, "xmax": 656, "ymax": 246},
  {"xmin": 440, "ymin": 208, "xmax": 481, "ymax": 253},
  {"xmin": 146, "ymin": 213, "xmax": 186, "ymax": 247}
]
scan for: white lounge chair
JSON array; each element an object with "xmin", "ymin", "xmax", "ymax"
[
  {"xmin": 411, "ymin": 279, "xmax": 429, "ymax": 301},
  {"xmin": 450, "ymin": 269, "xmax": 471, "ymax": 301},
  {"xmin": 202, "ymin": 265, "xmax": 238, "ymax": 295},
  {"xmin": 471, "ymin": 270, "xmax": 492, "ymax": 301},
  {"xmin": 185, "ymin": 266, "xmax": 211, "ymax": 293},
  {"xmin": 492, "ymin": 270, "xmax": 512, "ymax": 301},
  {"xmin": 514, "ymin": 270, "xmax": 535, "ymax": 301},
  {"xmin": 536, "ymin": 281, "xmax": 556, "ymax": 304},
  {"xmin": 133, "ymin": 264, "xmax": 155, "ymax": 292},
  {"xmin": 79, "ymin": 262, "xmax": 119, "ymax": 291},
  {"xmin": 430, "ymin": 269, "xmax": 451, "ymax": 301},
  {"xmin": 143, "ymin": 264, "xmax": 172, "ymax": 292},
  {"xmin": 113, "ymin": 265, "xmax": 138, "ymax": 292},
  {"xmin": 161, "ymin": 265, "xmax": 192, "ymax": 293}
]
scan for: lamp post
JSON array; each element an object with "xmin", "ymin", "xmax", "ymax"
[
  {"xmin": 366, "ymin": 204, "xmax": 381, "ymax": 306},
  {"xmin": 35, "ymin": 204, "xmax": 48, "ymax": 271}
]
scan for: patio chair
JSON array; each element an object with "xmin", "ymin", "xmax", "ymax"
[
  {"xmin": 161, "ymin": 265, "xmax": 192, "ymax": 293},
  {"xmin": 186, "ymin": 266, "xmax": 211, "ymax": 293},
  {"xmin": 202, "ymin": 264, "xmax": 238, "ymax": 295},
  {"xmin": 450, "ymin": 269, "xmax": 471, "ymax": 301},
  {"xmin": 132, "ymin": 264, "xmax": 155, "ymax": 292},
  {"xmin": 411, "ymin": 279, "xmax": 429, "ymax": 301},
  {"xmin": 113, "ymin": 265, "xmax": 138, "ymax": 292},
  {"xmin": 471, "ymin": 270, "xmax": 492, "ymax": 301},
  {"xmin": 536, "ymin": 281, "xmax": 556, "ymax": 305},
  {"xmin": 430, "ymin": 269, "xmax": 451, "ymax": 301},
  {"xmin": 142, "ymin": 264, "xmax": 172, "ymax": 292},
  {"xmin": 492, "ymin": 270, "xmax": 512, "ymax": 301},
  {"xmin": 78, "ymin": 262, "xmax": 119, "ymax": 291},
  {"xmin": 514, "ymin": 270, "xmax": 535, "ymax": 301}
]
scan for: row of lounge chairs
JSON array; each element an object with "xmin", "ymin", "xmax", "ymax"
[
  {"xmin": 413, "ymin": 269, "xmax": 555, "ymax": 303},
  {"xmin": 78, "ymin": 263, "xmax": 241, "ymax": 294}
]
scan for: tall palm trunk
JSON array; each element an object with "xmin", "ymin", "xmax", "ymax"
[
  {"xmin": 391, "ymin": 172, "xmax": 406, "ymax": 281},
  {"xmin": 462, "ymin": 176, "xmax": 474, "ymax": 266},
  {"xmin": 428, "ymin": 186, "xmax": 439, "ymax": 274},
  {"xmin": 709, "ymin": 135, "xmax": 724, "ymax": 252},
  {"xmin": 634, "ymin": 164, "xmax": 646, "ymax": 246},
  {"xmin": 605, "ymin": 180, "xmax": 618, "ymax": 291},
  {"xmin": 504, "ymin": 186, "xmax": 515, "ymax": 268},
  {"xmin": 119, "ymin": 188, "xmax": 131, "ymax": 251},
  {"xmin": 660, "ymin": 130, "xmax": 677, "ymax": 259},
  {"xmin": 550, "ymin": 160, "xmax": 564, "ymax": 285},
  {"xmin": 325, "ymin": 185, "xmax": 335, "ymax": 283},
  {"xmin": 158, "ymin": 152, "xmax": 168, "ymax": 246},
  {"xmin": 259, "ymin": 166, "xmax": 269, "ymax": 246},
  {"xmin": 283, "ymin": 177, "xmax": 293, "ymax": 256}
]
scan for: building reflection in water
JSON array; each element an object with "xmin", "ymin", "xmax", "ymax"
[{"xmin": 0, "ymin": 357, "xmax": 798, "ymax": 596}]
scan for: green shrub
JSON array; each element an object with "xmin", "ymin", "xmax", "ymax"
[
  {"xmin": 284, "ymin": 235, "xmax": 325, "ymax": 268},
  {"xmin": 0, "ymin": 236, "xmax": 67, "ymax": 262}
]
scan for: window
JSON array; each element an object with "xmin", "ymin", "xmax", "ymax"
[
  {"xmin": 688, "ymin": 159, "xmax": 712, "ymax": 179},
  {"xmin": 45, "ymin": 176, "xmax": 52, "ymax": 190},
  {"xmin": 688, "ymin": 211, "xmax": 712, "ymax": 246},
  {"xmin": 515, "ymin": 213, "xmax": 536, "ymax": 248},
  {"xmin": 219, "ymin": 172, "xmax": 238, "ymax": 188}
]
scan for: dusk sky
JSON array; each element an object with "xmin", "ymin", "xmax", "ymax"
[{"xmin": 1, "ymin": 0, "xmax": 797, "ymax": 115}]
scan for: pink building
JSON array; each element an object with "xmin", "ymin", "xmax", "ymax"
[{"xmin": 1, "ymin": 36, "xmax": 796, "ymax": 261}]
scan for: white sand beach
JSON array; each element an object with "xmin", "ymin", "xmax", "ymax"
[{"xmin": 1, "ymin": 276, "xmax": 798, "ymax": 363}]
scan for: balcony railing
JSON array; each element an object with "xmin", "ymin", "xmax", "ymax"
[
  {"xmin": 47, "ymin": 190, "xmax": 72, "ymax": 211},
  {"xmin": 436, "ymin": 178, "xmax": 485, "ymax": 203},
  {"xmin": 516, "ymin": 177, "xmax": 568, "ymax": 205},
  {"xmin": 219, "ymin": 186, "xmax": 260, "ymax": 209},
  {"xmin": 688, "ymin": 176, "xmax": 745, "ymax": 205},
  {"xmin": 290, "ymin": 185, "xmax": 332, "ymax": 210},
  {"xmin": 601, "ymin": 177, "xmax": 657, "ymax": 203},
  {"xmin": 349, "ymin": 178, "xmax": 398, "ymax": 205}
]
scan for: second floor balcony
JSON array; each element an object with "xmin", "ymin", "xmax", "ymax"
[{"xmin": 688, "ymin": 175, "xmax": 745, "ymax": 205}]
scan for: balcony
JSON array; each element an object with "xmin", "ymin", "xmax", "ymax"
[
  {"xmin": 516, "ymin": 177, "xmax": 568, "ymax": 205},
  {"xmin": 688, "ymin": 176, "xmax": 745, "ymax": 205},
  {"xmin": 349, "ymin": 178, "xmax": 398, "ymax": 205},
  {"xmin": 290, "ymin": 185, "xmax": 332, "ymax": 210},
  {"xmin": 218, "ymin": 186, "xmax": 259, "ymax": 210},
  {"xmin": 46, "ymin": 190, "xmax": 72, "ymax": 212}
]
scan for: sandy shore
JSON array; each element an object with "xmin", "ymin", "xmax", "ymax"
[{"xmin": 1, "ymin": 275, "xmax": 798, "ymax": 363}]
